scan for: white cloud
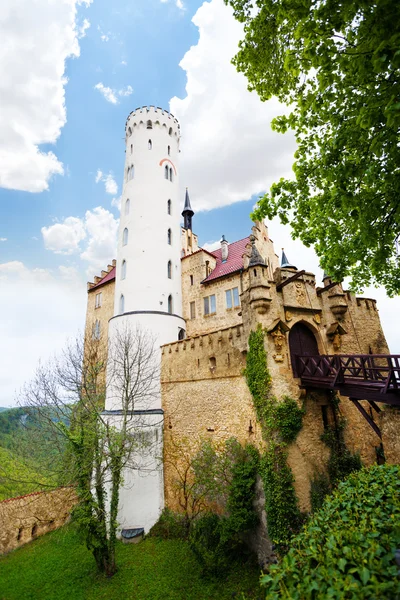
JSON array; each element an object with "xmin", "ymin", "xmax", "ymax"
[
  {"xmin": 176, "ymin": 0, "xmax": 185, "ymax": 9},
  {"xmin": 0, "ymin": 261, "xmax": 86, "ymax": 406},
  {"xmin": 169, "ymin": 0, "xmax": 295, "ymax": 211},
  {"xmin": 41, "ymin": 207, "xmax": 118, "ymax": 274},
  {"xmin": 0, "ymin": 0, "xmax": 92, "ymax": 193},
  {"xmin": 111, "ymin": 196, "xmax": 122, "ymax": 210},
  {"xmin": 94, "ymin": 83, "xmax": 133, "ymax": 104},
  {"xmin": 97, "ymin": 25, "xmax": 110, "ymax": 42},
  {"xmin": 118, "ymin": 85, "xmax": 133, "ymax": 97},
  {"xmin": 0, "ymin": 238, "xmax": 7, "ymax": 242},
  {"xmin": 78, "ymin": 17, "xmax": 90, "ymax": 38},
  {"xmin": 42, "ymin": 217, "xmax": 87, "ymax": 255},
  {"xmin": 202, "ymin": 239, "xmax": 220, "ymax": 252},
  {"xmin": 121, "ymin": 60, "xmax": 127, "ymax": 66},
  {"xmin": 95, "ymin": 170, "xmax": 119, "ymax": 195},
  {"xmin": 95, "ymin": 82, "xmax": 118, "ymax": 104}
]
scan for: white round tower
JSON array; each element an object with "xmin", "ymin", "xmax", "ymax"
[{"xmin": 104, "ymin": 107, "xmax": 186, "ymax": 533}]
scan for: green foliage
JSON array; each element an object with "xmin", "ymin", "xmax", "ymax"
[
  {"xmin": 245, "ymin": 326, "xmax": 303, "ymax": 550},
  {"xmin": 261, "ymin": 464, "xmax": 400, "ymax": 599},
  {"xmin": 189, "ymin": 443, "xmax": 259, "ymax": 575},
  {"xmin": 226, "ymin": 0, "xmax": 400, "ymax": 295},
  {"xmin": 0, "ymin": 524, "xmax": 261, "ymax": 599},
  {"xmin": 310, "ymin": 472, "xmax": 331, "ymax": 513},
  {"xmin": 259, "ymin": 444, "xmax": 302, "ymax": 551},
  {"xmin": 148, "ymin": 508, "xmax": 189, "ymax": 540}
]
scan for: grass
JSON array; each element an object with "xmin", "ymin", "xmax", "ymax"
[{"xmin": 0, "ymin": 525, "xmax": 262, "ymax": 600}]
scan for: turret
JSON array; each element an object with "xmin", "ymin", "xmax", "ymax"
[{"xmin": 182, "ymin": 187, "xmax": 194, "ymax": 231}]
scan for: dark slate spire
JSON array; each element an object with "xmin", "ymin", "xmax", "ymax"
[
  {"xmin": 281, "ymin": 248, "xmax": 297, "ymax": 269},
  {"xmin": 182, "ymin": 187, "xmax": 194, "ymax": 231}
]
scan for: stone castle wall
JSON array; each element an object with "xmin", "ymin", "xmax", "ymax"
[{"xmin": 0, "ymin": 487, "xmax": 77, "ymax": 554}]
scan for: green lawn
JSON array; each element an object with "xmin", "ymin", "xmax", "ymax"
[{"xmin": 0, "ymin": 525, "xmax": 261, "ymax": 600}]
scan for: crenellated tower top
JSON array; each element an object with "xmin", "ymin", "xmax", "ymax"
[{"xmin": 125, "ymin": 106, "xmax": 180, "ymax": 143}]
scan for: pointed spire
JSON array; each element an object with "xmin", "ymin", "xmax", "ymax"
[
  {"xmin": 248, "ymin": 234, "xmax": 266, "ymax": 267},
  {"xmin": 281, "ymin": 248, "xmax": 297, "ymax": 269},
  {"xmin": 182, "ymin": 187, "xmax": 194, "ymax": 231}
]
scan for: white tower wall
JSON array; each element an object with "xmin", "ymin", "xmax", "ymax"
[{"xmin": 104, "ymin": 106, "xmax": 186, "ymax": 533}]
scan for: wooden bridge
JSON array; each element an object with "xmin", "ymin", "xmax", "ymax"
[{"xmin": 296, "ymin": 354, "xmax": 400, "ymax": 438}]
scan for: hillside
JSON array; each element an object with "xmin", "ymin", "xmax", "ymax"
[
  {"xmin": 0, "ymin": 407, "xmax": 69, "ymax": 500},
  {"xmin": 0, "ymin": 525, "xmax": 260, "ymax": 600}
]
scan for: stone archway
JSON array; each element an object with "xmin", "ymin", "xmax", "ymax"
[{"xmin": 289, "ymin": 322, "xmax": 319, "ymax": 377}]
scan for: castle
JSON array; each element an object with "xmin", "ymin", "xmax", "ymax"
[{"xmin": 85, "ymin": 106, "xmax": 400, "ymax": 545}]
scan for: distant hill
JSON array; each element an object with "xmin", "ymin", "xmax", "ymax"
[{"xmin": 0, "ymin": 407, "xmax": 10, "ymax": 412}]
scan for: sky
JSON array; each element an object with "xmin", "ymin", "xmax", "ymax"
[{"xmin": 0, "ymin": 0, "xmax": 398, "ymax": 407}]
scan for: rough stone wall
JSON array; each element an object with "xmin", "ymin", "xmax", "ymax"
[
  {"xmin": 85, "ymin": 272, "xmax": 115, "ymax": 367},
  {"xmin": 181, "ymin": 226, "xmax": 199, "ymax": 256},
  {"xmin": 0, "ymin": 487, "xmax": 77, "ymax": 554}
]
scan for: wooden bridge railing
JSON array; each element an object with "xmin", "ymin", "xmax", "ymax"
[{"xmin": 296, "ymin": 354, "xmax": 400, "ymax": 395}]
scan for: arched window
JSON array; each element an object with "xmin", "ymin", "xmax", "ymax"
[
  {"xmin": 168, "ymin": 294, "xmax": 173, "ymax": 314},
  {"xmin": 167, "ymin": 228, "xmax": 172, "ymax": 245},
  {"xmin": 123, "ymin": 227, "xmax": 128, "ymax": 246},
  {"xmin": 169, "ymin": 168, "xmax": 173, "ymax": 182},
  {"xmin": 147, "ymin": 120, "xmax": 152, "ymax": 129},
  {"xmin": 148, "ymin": 139, "xmax": 152, "ymax": 150},
  {"xmin": 130, "ymin": 144, "xmax": 133, "ymax": 154},
  {"xmin": 169, "ymin": 127, "xmax": 173, "ymax": 136},
  {"xmin": 130, "ymin": 165, "xmax": 134, "ymax": 179},
  {"xmin": 167, "ymin": 260, "xmax": 172, "ymax": 279},
  {"xmin": 126, "ymin": 167, "xmax": 130, "ymax": 181},
  {"xmin": 167, "ymin": 199, "xmax": 171, "ymax": 215},
  {"xmin": 168, "ymin": 145, "xmax": 171, "ymax": 156},
  {"xmin": 121, "ymin": 259, "xmax": 127, "ymax": 280},
  {"xmin": 119, "ymin": 294, "xmax": 125, "ymax": 314},
  {"xmin": 128, "ymin": 127, "xmax": 132, "ymax": 136},
  {"xmin": 164, "ymin": 165, "xmax": 169, "ymax": 179},
  {"xmin": 125, "ymin": 198, "xmax": 130, "ymax": 215}
]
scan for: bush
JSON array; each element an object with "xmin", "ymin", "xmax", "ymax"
[
  {"xmin": 310, "ymin": 472, "xmax": 331, "ymax": 512},
  {"xmin": 261, "ymin": 464, "xmax": 400, "ymax": 599},
  {"xmin": 148, "ymin": 508, "xmax": 188, "ymax": 540}
]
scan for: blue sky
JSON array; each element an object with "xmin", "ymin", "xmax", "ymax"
[{"xmin": 0, "ymin": 0, "xmax": 398, "ymax": 406}]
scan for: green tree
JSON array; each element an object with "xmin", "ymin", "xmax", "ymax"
[
  {"xmin": 20, "ymin": 327, "xmax": 160, "ymax": 577},
  {"xmin": 226, "ymin": 0, "xmax": 400, "ymax": 295}
]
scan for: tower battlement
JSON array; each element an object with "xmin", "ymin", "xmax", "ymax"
[{"xmin": 125, "ymin": 106, "xmax": 180, "ymax": 140}]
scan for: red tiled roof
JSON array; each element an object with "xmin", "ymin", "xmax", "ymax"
[
  {"xmin": 90, "ymin": 266, "xmax": 116, "ymax": 291},
  {"xmin": 202, "ymin": 237, "xmax": 250, "ymax": 283}
]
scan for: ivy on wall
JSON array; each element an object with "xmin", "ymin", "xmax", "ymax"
[{"xmin": 244, "ymin": 324, "xmax": 304, "ymax": 551}]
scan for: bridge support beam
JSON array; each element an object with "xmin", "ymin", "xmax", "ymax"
[{"xmin": 351, "ymin": 398, "xmax": 382, "ymax": 439}]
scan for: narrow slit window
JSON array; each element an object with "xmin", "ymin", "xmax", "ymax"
[
  {"xmin": 121, "ymin": 259, "xmax": 127, "ymax": 280},
  {"xmin": 167, "ymin": 199, "xmax": 171, "ymax": 215},
  {"xmin": 148, "ymin": 139, "xmax": 152, "ymax": 150},
  {"xmin": 147, "ymin": 120, "xmax": 153, "ymax": 129},
  {"xmin": 168, "ymin": 295, "xmax": 173, "ymax": 314},
  {"xmin": 190, "ymin": 274, "xmax": 194, "ymax": 286},
  {"xmin": 125, "ymin": 198, "xmax": 130, "ymax": 215},
  {"xmin": 169, "ymin": 168, "xmax": 173, "ymax": 182},
  {"xmin": 168, "ymin": 229, "xmax": 172, "ymax": 245},
  {"xmin": 165, "ymin": 165, "xmax": 169, "ymax": 179},
  {"xmin": 168, "ymin": 145, "xmax": 171, "ymax": 156},
  {"xmin": 120, "ymin": 294, "xmax": 125, "ymax": 314},
  {"xmin": 190, "ymin": 301, "xmax": 195, "ymax": 319},
  {"xmin": 169, "ymin": 127, "xmax": 173, "ymax": 136},
  {"xmin": 167, "ymin": 260, "xmax": 172, "ymax": 279},
  {"xmin": 123, "ymin": 227, "xmax": 128, "ymax": 246},
  {"xmin": 130, "ymin": 144, "xmax": 133, "ymax": 154}
]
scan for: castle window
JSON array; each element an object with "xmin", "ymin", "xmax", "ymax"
[
  {"xmin": 95, "ymin": 292, "xmax": 102, "ymax": 308},
  {"xmin": 123, "ymin": 227, "xmax": 129, "ymax": 246},
  {"xmin": 168, "ymin": 295, "xmax": 173, "ymax": 314},
  {"xmin": 125, "ymin": 198, "xmax": 130, "ymax": 215},
  {"xmin": 168, "ymin": 229, "xmax": 172, "ymax": 245},
  {"xmin": 169, "ymin": 168, "xmax": 173, "ymax": 182},
  {"xmin": 131, "ymin": 165, "xmax": 134, "ymax": 179},
  {"xmin": 209, "ymin": 356, "xmax": 216, "ymax": 368},
  {"xmin": 169, "ymin": 127, "xmax": 173, "ymax": 136},
  {"xmin": 165, "ymin": 165, "xmax": 169, "ymax": 179},
  {"xmin": 253, "ymin": 269, "xmax": 257, "ymax": 277},
  {"xmin": 190, "ymin": 274, "xmax": 194, "ymax": 286},
  {"xmin": 128, "ymin": 127, "xmax": 132, "ymax": 136},
  {"xmin": 190, "ymin": 301, "xmax": 195, "ymax": 319},
  {"xmin": 121, "ymin": 259, "xmax": 127, "ymax": 280},
  {"xmin": 126, "ymin": 167, "xmax": 130, "ymax": 181},
  {"xmin": 120, "ymin": 294, "xmax": 125, "ymax": 314},
  {"xmin": 168, "ymin": 145, "xmax": 171, "ymax": 156},
  {"xmin": 130, "ymin": 144, "xmax": 133, "ymax": 154},
  {"xmin": 31, "ymin": 525, "xmax": 37, "ymax": 538},
  {"xmin": 204, "ymin": 294, "xmax": 216, "ymax": 316},
  {"xmin": 92, "ymin": 319, "xmax": 101, "ymax": 340},
  {"xmin": 167, "ymin": 260, "xmax": 172, "ymax": 279},
  {"xmin": 148, "ymin": 139, "xmax": 152, "ymax": 150},
  {"xmin": 226, "ymin": 287, "xmax": 240, "ymax": 309},
  {"xmin": 178, "ymin": 328, "xmax": 185, "ymax": 341},
  {"xmin": 167, "ymin": 199, "xmax": 171, "ymax": 215},
  {"xmin": 147, "ymin": 120, "xmax": 153, "ymax": 129}
]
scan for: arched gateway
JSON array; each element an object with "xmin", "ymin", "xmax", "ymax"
[{"xmin": 289, "ymin": 322, "xmax": 319, "ymax": 377}]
